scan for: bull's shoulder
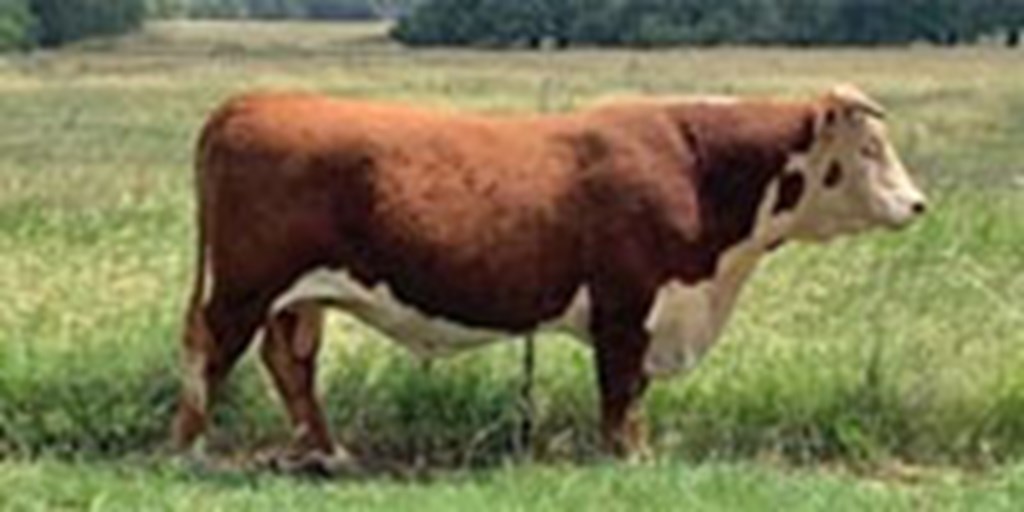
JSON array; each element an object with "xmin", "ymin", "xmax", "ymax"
[
  {"xmin": 563, "ymin": 104, "xmax": 698, "ymax": 189},
  {"xmin": 557, "ymin": 109, "xmax": 704, "ymax": 247}
]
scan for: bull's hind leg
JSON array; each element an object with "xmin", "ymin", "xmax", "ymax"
[
  {"xmin": 259, "ymin": 302, "xmax": 352, "ymax": 474},
  {"xmin": 172, "ymin": 295, "xmax": 266, "ymax": 452}
]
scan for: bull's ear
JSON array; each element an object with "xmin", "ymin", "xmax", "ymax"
[
  {"xmin": 814, "ymin": 103, "xmax": 841, "ymax": 142},
  {"xmin": 824, "ymin": 84, "xmax": 886, "ymax": 120}
]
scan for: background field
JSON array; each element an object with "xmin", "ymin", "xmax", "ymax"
[{"xmin": 1, "ymin": 20, "xmax": 1023, "ymax": 509}]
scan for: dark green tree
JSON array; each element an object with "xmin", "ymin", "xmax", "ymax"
[
  {"xmin": 306, "ymin": 0, "xmax": 378, "ymax": 19},
  {"xmin": 391, "ymin": 0, "xmax": 483, "ymax": 45},
  {"xmin": 187, "ymin": 0, "xmax": 252, "ymax": 18},
  {"xmin": 30, "ymin": 0, "xmax": 146, "ymax": 47},
  {"xmin": 146, "ymin": 0, "xmax": 190, "ymax": 18},
  {"xmin": 392, "ymin": 0, "xmax": 1020, "ymax": 48},
  {"xmin": 0, "ymin": 0, "xmax": 35, "ymax": 51}
]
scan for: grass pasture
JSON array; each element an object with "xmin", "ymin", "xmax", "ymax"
[
  {"xmin": 1, "ymin": 20, "xmax": 1024, "ymax": 508},
  {"xmin": 9, "ymin": 459, "xmax": 1024, "ymax": 512}
]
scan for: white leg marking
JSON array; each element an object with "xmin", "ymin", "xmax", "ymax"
[
  {"xmin": 182, "ymin": 348, "xmax": 208, "ymax": 412},
  {"xmin": 199, "ymin": 244, "xmax": 215, "ymax": 307}
]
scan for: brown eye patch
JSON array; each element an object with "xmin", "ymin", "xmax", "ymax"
[
  {"xmin": 773, "ymin": 172, "xmax": 805, "ymax": 215},
  {"xmin": 824, "ymin": 161, "xmax": 843, "ymax": 188}
]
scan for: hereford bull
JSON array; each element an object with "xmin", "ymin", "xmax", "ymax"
[{"xmin": 172, "ymin": 85, "xmax": 927, "ymax": 471}]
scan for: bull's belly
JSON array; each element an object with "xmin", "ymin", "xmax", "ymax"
[
  {"xmin": 272, "ymin": 267, "xmax": 591, "ymax": 358},
  {"xmin": 271, "ymin": 268, "xmax": 745, "ymax": 377}
]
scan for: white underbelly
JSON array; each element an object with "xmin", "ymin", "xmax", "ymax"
[{"xmin": 272, "ymin": 267, "xmax": 590, "ymax": 358}]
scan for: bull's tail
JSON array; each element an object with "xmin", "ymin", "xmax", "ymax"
[
  {"xmin": 172, "ymin": 104, "xmax": 228, "ymax": 450},
  {"xmin": 186, "ymin": 102, "xmax": 233, "ymax": 314}
]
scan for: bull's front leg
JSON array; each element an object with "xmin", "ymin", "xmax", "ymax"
[{"xmin": 591, "ymin": 312, "xmax": 652, "ymax": 460}]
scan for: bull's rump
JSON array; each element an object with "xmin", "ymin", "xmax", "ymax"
[{"xmin": 198, "ymin": 93, "xmax": 588, "ymax": 332}]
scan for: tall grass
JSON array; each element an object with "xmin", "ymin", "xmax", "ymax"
[{"xmin": 1, "ymin": 21, "xmax": 1023, "ymax": 467}]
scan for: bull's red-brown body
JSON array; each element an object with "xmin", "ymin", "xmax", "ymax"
[
  {"xmin": 174, "ymin": 89, "xmax": 924, "ymax": 469},
  {"xmin": 196, "ymin": 94, "xmax": 813, "ymax": 320}
]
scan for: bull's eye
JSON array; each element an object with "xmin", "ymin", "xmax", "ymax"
[
  {"xmin": 824, "ymin": 162, "xmax": 843, "ymax": 188},
  {"xmin": 860, "ymin": 141, "xmax": 883, "ymax": 160}
]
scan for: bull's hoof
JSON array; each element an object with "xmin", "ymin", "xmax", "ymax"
[
  {"xmin": 259, "ymin": 447, "xmax": 362, "ymax": 478},
  {"xmin": 623, "ymin": 444, "xmax": 655, "ymax": 465},
  {"xmin": 599, "ymin": 445, "xmax": 654, "ymax": 465},
  {"xmin": 600, "ymin": 434, "xmax": 654, "ymax": 464},
  {"xmin": 165, "ymin": 436, "xmax": 217, "ymax": 472}
]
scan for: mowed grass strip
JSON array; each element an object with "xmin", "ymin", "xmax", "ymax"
[
  {"xmin": 11, "ymin": 459, "xmax": 1024, "ymax": 512},
  {"xmin": 0, "ymin": 21, "xmax": 1023, "ymax": 469}
]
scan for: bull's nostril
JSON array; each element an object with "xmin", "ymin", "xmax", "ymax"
[{"xmin": 912, "ymin": 202, "xmax": 927, "ymax": 215}]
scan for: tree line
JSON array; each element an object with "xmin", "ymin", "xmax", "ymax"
[
  {"xmin": 1, "ymin": 0, "xmax": 146, "ymax": 51},
  {"xmin": 3, "ymin": 0, "xmax": 1021, "ymax": 52},
  {"xmin": 0, "ymin": 0, "xmax": 412, "ymax": 51},
  {"xmin": 392, "ymin": 0, "xmax": 1024, "ymax": 48},
  {"xmin": 147, "ymin": 0, "xmax": 404, "ymax": 20}
]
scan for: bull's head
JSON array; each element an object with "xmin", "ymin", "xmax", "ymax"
[{"xmin": 788, "ymin": 85, "xmax": 927, "ymax": 240}]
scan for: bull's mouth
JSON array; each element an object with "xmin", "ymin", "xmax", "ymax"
[
  {"xmin": 882, "ymin": 210, "xmax": 924, "ymax": 231},
  {"xmin": 885, "ymin": 219, "xmax": 915, "ymax": 231},
  {"xmin": 878, "ymin": 197, "xmax": 927, "ymax": 231}
]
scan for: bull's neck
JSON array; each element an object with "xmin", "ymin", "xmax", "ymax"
[{"xmin": 665, "ymin": 101, "xmax": 817, "ymax": 280}]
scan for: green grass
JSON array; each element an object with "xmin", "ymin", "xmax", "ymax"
[
  {"xmin": 8, "ymin": 458, "xmax": 1024, "ymax": 512},
  {"xmin": 1, "ymin": 19, "xmax": 1024, "ymax": 506}
]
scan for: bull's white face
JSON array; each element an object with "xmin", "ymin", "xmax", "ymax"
[{"xmin": 789, "ymin": 97, "xmax": 927, "ymax": 241}]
